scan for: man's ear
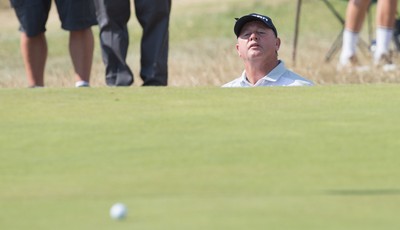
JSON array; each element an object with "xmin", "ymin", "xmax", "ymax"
[
  {"xmin": 276, "ymin": 37, "xmax": 281, "ymax": 52},
  {"xmin": 236, "ymin": 43, "xmax": 241, "ymax": 57}
]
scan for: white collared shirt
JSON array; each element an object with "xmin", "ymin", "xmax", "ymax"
[{"xmin": 222, "ymin": 61, "xmax": 314, "ymax": 87}]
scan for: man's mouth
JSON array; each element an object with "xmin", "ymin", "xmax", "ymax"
[{"xmin": 249, "ymin": 43, "xmax": 260, "ymax": 49}]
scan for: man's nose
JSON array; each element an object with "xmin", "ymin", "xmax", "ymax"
[{"xmin": 250, "ymin": 33, "xmax": 258, "ymax": 40}]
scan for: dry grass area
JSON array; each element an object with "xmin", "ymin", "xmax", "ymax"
[
  {"xmin": 1, "ymin": 0, "xmax": 400, "ymax": 88},
  {"xmin": 0, "ymin": 0, "xmax": 9, "ymax": 9}
]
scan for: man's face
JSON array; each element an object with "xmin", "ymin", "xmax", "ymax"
[{"xmin": 236, "ymin": 21, "xmax": 280, "ymax": 62}]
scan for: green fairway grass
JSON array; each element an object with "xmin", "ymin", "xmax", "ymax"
[{"xmin": 1, "ymin": 85, "xmax": 400, "ymax": 229}]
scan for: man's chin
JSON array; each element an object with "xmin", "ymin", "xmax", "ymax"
[{"xmin": 247, "ymin": 51, "xmax": 263, "ymax": 59}]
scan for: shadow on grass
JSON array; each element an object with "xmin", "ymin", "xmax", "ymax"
[{"xmin": 325, "ymin": 189, "xmax": 400, "ymax": 196}]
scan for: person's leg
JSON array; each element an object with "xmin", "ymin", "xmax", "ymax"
[
  {"xmin": 69, "ymin": 29, "xmax": 94, "ymax": 86},
  {"xmin": 374, "ymin": 0, "xmax": 397, "ymax": 64},
  {"xmin": 10, "ymin": 0, "xmax": 51, "ymax": 87},
  {"xmin": 339, "ymin": 0, "xmax": 371, "ymax": 66},
  {"xmin": 134, "ymin": 0, "xmax": 171, "ymax": 86},
  {"xmin": 56, "ymin": 0, "xmax": 98, "ymax": 87},
  {"xmin": 20, "ymin": 32, "xmax": 47, "ymax": 87},
  {"xmin": 376, "ymin": 0, "xmax": 397, "ymax": 28},
  {"xmin": 93, "ymin": 0, "xmax": 133, "ymax": 86},
  {"xmin": 345, "ymin": 0, "xmax": 371, "ymax": 32}
]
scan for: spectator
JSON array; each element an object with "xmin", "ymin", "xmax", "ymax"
[
  {"xmin": 338, "ymin": 0, "xmax": 397, "ymax": 72},
  {"xmin": 93, "ymin": 0, "xmax": 171, "ymax": 86},
  {"xmin": 10, "ymin": 0, "xmax": 97, "ymax": 87}
]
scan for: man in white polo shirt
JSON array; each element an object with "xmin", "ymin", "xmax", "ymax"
[{"xmin": 223, "ymin": 13, "xmax": 314, "ymax": 87}]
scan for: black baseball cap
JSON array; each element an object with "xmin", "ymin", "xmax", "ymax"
[{"xmin": 234, "ymin": 13, "xmax": 277, "ymax": 37}]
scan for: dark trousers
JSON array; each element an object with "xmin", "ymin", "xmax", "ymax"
[{"xmin": 93, "ymin": 0, "xmax": 171, "ymax": 86}]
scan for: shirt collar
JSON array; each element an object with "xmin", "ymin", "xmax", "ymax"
[{"xmin": 241, "ymin": 60, "xmax": 286, "ymax": 86}]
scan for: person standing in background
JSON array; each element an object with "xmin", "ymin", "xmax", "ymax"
[
  {"xmin": 93, "ymin": 0, "xmax": 171, "ymax": 86},
  {"xmin": 10, "ymin": 0, "xmax": 97, "ymax": 87},
  {"xmin": 338, "ymin": 0, "xmax": 397, "ymax": 72}
]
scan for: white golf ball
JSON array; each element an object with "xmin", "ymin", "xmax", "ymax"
[{"xmin": 110, "ymin": 203, "xmax": 127, "ymax": 220}]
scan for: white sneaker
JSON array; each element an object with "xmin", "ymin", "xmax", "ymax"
[
  {"xmin": 75, "ymin": 81, "xmax": 90, "ymax": 87},
  {"xmin": 375, "ymin": 53, "xmax": 396, "ymax": 72},
  {"xmin": 337, "ymin": 55, "xmax": 370, "ymax": 73}
]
